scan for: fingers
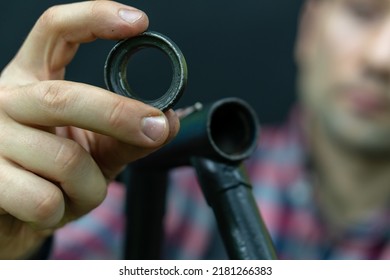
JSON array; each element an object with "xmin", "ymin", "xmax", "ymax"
[
  {"xmin": 0, "ymin": 158, "xmax": 64, "ymax": 228},
  {"xmin": 86, "ymin": 108, "xmax": 180, "ymax": 179},
  {"xmin": 4, "ymin": 1, "xmax": 148, "ymax": 82},
  {"xmin": 0, "ymin": 124, "xmax": 107, "ymax": 227},
  {"xmin": 0, "ymin": 81, "xmax": 174, "ymax": 148},
  {"xmin": 0, "ymin": 0, "xmax": 180, "ymax": 232}
]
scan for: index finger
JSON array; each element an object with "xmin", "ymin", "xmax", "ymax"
[{"xmin": 1, "ymin": 80, "xmax": 173, "ymax": 147}]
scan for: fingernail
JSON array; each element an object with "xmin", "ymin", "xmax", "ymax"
[
  {"xmin": 119, "ymin": 9, "xmax": 143, "ymax": 24},
  {"xmin": 142, "ymin": 115, "xmax": 167, "ymax": 141}
]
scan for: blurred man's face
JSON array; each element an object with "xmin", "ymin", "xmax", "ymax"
[{"xmin": 296, "ymin": 0, "xmax": 390, "ymax": 155}]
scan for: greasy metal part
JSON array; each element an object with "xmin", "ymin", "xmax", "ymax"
[
  {"xmin": 133, "ymin": 97, "xmax": 260, "ymax": 169},
  {"xmin": 104, "ymin": 31, "xmax": 187, "ymax": 111},
  {"xmin": 124, "ymin": 98, "xmax": 278, "ymax": 259},
  {"xmin": 124, "ymin": 168, "xmax": 168, "ymax": 260},
  {"xmin": 191, "ymin": 157, "xmax": 278, "ymax": 260}
]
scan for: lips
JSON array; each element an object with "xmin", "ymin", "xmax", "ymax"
[{"xmin": 343, "ymin": 88, "xmax": 389, "ymax": 117}]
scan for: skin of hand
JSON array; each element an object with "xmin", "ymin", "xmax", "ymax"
[{"xmin": 0, "ymin": 1, "xmax": 180, "ymax": 259}]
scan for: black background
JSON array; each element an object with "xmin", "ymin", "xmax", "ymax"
[{"xmin": 0, "ymin": 0, "xmax": 303, "ymax": 124}]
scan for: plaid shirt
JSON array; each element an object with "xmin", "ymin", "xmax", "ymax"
[{"xmin": 50, "ymin": 109, "xmax": 390, "ymax": 260}]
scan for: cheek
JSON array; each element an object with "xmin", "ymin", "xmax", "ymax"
[
  {"xmin": 302, "ymin": 16, "xmax": 367, "ymax": 108},
  {"xmin": 324, "ymin": 15, "xmax": 367, "ymax": 85}
]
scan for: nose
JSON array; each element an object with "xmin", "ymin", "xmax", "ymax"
[{"xmin": 364, "ymin": 20, "xmax": 390, "ymax": 78}]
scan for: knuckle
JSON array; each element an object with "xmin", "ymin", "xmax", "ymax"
[
  {"xmin": 89, "ymin": 1, "xmax": 105, "ymax": 19},
  {"xmin": 32, "ymin": 188, "xmax": 63, "ymax": 223},
  {"xmin": 37, "ymin": 6, "xmax": 60, "ymax": 31},
  {"xmin": 107, "ymin": 98, "xmax": 127, "ymax": 130},
  {"xmin": 38, "ymin": 82, "xmax": 71, "ymax": 114},
  {"xmin": 54, "ymin": 140, "xmax": 86, "ymax": 174}
]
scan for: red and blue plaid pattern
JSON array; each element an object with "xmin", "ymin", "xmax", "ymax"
[{"xmin": 50, "ymin": 109, "xmax": 390, "ymax": 259}]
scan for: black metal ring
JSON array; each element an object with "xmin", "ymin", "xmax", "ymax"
[{"xmin": 104, "ymin": 31, "xmax": 187, "ymax": 111}]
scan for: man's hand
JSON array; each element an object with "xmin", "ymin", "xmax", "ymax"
[{"xmin": 0, "ymin": 1, "xmax": 179, "ymax": 259}]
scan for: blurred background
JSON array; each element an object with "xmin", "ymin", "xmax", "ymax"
[{"xmin": 0, "ymin": 0, "xmax": 302, "ymax": 125}]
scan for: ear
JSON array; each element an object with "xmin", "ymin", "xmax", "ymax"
[{"xmin": 294, "ymin": 0, "xmax": 322, "ymax": 64}]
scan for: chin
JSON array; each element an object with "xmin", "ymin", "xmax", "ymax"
[{"xmin": 322, "ymin": 108, "xmax": 390, "ymax": 157}]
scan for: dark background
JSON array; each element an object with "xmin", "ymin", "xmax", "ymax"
[{"xmin": 0, "ymin": 0, "xmax": 303, "ymax": 125}]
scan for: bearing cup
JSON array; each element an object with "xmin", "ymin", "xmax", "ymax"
[{"xmin": 104, "ymin": 31, "xmax": 187, "ymax": 111}]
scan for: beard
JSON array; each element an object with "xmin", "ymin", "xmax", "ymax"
[
  {"xmin": 314, "ymin": 96, "xmax": 390, "ymax": 159},
  {"xmin": 298, "ymin": 76, "xmax": 390, "ymax": 159}
]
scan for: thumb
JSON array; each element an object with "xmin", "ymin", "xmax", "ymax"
[{"xmin": 3, "ymin": 1, "xmax": 148, "ymax": 82}]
